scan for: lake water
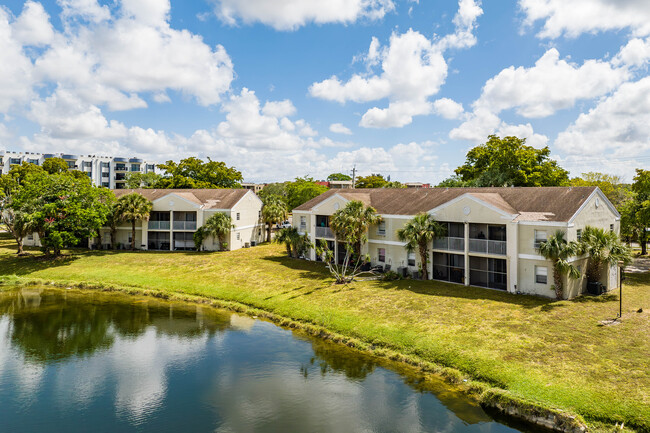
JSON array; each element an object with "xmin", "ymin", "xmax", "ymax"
[{"xmin": 0, "ymin": 287, "xmax": 534, "ymax": 433}]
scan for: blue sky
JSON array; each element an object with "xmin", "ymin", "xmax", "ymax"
[{"xmin": 1, "ymin": 0, "xmax": 649, "ymax": 183}]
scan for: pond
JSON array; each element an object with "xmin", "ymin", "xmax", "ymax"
[{"xmin": 0, "ymin": 287, "xmax": 536, "ymax": 433}]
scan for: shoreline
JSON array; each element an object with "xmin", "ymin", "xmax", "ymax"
[{"xmin": 0, "ymin": 277, "xmax": 589, "ymax": 433}]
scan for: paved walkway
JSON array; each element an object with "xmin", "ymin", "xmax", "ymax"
[{"xmin": 625, "ymin": 257, "xmax": 650, "ymax": 274}]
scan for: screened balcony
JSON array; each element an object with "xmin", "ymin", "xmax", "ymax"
[
  {"xmin": 148, "ymin": 211, "xmax": 170, "ymax": 230},
  {"xmin": 469, "ymin": 256, "xmax": 507, "ymax": 290},
  {"xmin": 468, "ymin": 224, "xmax": 506, "ymax": 255},
  {"xmin": 432, "ymin": 222, "xmax": 464, "ymax": 252},
  {"xmin": 173, "ymin": 211, "xmax": 197, "ymax": 231},
  {"xmin": 315, "ymin": 215, "xmax": 335, "ymax": 239},
  {"xmin": 432, "ymin": 252, "xmax": 465, "ymax": 284}
]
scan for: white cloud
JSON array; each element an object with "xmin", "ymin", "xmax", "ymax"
[
  {"xmin": 432, "ymin": 98, "xmax": 465, "ymax": 119},
  {"xmin": 261, "ymin": 99, "xmax": 296, "ymax": 117},
  {"xmin": 556, "ymin": 76, "xmax": 650, "ymax": 156},
  {"xmin": 11, "ymin": 1, "xmax": 55, "ymax": 46},
  {"xmin": 520, "ymin": 0, "xmax": 650, "ymax": 38},
  {"xmin": 58, "ymin": 0, "xmax": 110, "ymax": 23},
  {"xmin": 309, "ymin": 0, "xmax": 482, "ymax": 128},
  {"xmin": 212, "ymin": 0, "xmax": 395, "ymax": 31},
  {"xmin": 0, "ymin": 9, "xmax": 35, "ymax": 113},
  {"xmin": 613, "ymin": 37, "xmax": 650, "ymax": 68},
  {"xmin": 329, "ymin": 123, "xmax": 353, "ymax": 135}
]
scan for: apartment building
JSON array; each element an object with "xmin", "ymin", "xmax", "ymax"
[
  {"xmin": 101, "ymin": 189, "xmax": 264, "ymax": 251},
  {"xmin": 293, "ymin": 187, "xmax": 620, "ymax": 299},
  {"xmin": 0, "ymin": 150, "xmax": 157, "ymax": 189}
]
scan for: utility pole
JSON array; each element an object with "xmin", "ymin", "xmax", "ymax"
[{"xmin": 351, "ymin": 165, "xmax": 357, "ymax": 189}]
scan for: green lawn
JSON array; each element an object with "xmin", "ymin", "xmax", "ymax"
[{"xmin": 0, "ymin": 234, "xmax": 648, "ymax": 431}]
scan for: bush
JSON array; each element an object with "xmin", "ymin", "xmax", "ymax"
[{"xmin": 382, "ymin": 270, "xmax": 401, "ymax": 281}]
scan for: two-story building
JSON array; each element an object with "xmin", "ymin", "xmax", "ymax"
[
  {"xmin": 293, "ymin": 187, "xmax": 620, "ymax": 299},
  {"xmin": 103, "ymin": 189, "xmax": 265, "ymax": 251}
]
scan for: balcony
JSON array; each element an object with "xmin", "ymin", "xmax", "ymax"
[
  {"xmin": 148, "ymin": 221, "xmax": 170, "ymax": 230},
  {"xmin": 468, "ymin": 239, "xmax": 506, "ymax": 255},
  {"xmin": 433, "ymin": 237, "xmax": 464, "ymax": 252},
  {"xmin": 115, "ymin": 164, "xmax": 127, "ymax": 172},
  {"xmin": 298, "ymin": 224, "xmax": 307, "ymax": 235},
  {"xmin": 173, "ymin": 220, "xmax": 197, "ymax": 231},
  {"xmin": 315, "ymin": 226, "xmax": 335, "ymax": 239}
]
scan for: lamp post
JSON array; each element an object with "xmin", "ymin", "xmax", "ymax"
[{"xmin": 618, "ymin": 260, "xmax": 624, "ymax": 319}]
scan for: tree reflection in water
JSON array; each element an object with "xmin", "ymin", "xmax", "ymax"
[{"xmin": 0, "ymin": 287, "xmax": 232, "ymax": 363}]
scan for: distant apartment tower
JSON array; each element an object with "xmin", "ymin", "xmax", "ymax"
[
  {"xmin": 0, "ymin": 150, "xmax": 157, "ymax": 189},
  {"xmin": 240, "ymin": 182, "xmax": 266, "ymax": 193}
]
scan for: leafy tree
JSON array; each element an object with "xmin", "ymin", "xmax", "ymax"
[
  {"xmin": 125, "ymin": 172, "xmax": 162, "ymax": 189},
  {"xmin": 316, "ymin": 239, "xmax": 370, "ymax": 284},
  {"xmin": 536, "ymin": 231, "xmax": 581, "ymax": 300},
  {"xmin": 261, "ymin": 195, "xmax": 287, "ymax": 242},
  {"xmin": 274, "ymin": 226, "xmax": 311, "ymax": 258},
  {"xmin": 42, "ymin": 157, "xmax": 69, "ymax": 174},
  {"xmin": 455, "ymin": 135, "xmax": 570, "ymax": 187},
  {"xmin": 570, "ymin": 172, "xmax": 631, "ymax": 207},
  {"xmin": 327, "ymin": 173, "xmax": 352, "ymax": 181},
  {"xmin": 258, "ymin": 182, "xmax": 288, "ymax": 204},
  {"xmin": 330, "ymin": 200, "xmax": 381, "ymax": 258},
  {"xmin": 579, "ymin": 226, "xmax": 631, "ymax": 284},
  {"xmin": 385, "ymin": 181, "xmax": 406, "ymax": 188},
  {"xmin": 622, "ymin": 169, "xmax": 650, "ymax": 254},
  {"xmin": 355, "ymin": 174, "xmax": 388, "ymax": 188},
  {"xmin": 115, "ymin": 193, "xmax": 153, "ymax": 250},
  {"xmin": 285, "ymin": 177, "xmax": 329, "ymax": 210},
  {"xmin": 0, "ymin": 209, "xmax": 36, "ymax": 254},
  {"xmin": 436, "ymin": 175, "xmax": 475, "ymax": 187},
  {"xmin": 194, "ymin": 212, "xmax": 234, "ymax": 251},
  {"xmin": 156, "ymin": 157, "xmax": 243, "ymax": 189},
  {"xmin": 104, "ymin": 202, "xmax": 121, "ymax": 250},
  {"xmin": 397, "ymin": 213, "xmax": 446, "ymax": 280}
]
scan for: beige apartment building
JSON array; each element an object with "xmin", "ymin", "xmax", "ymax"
[{"xmin": 293, "ymin": 187, "xmax": 620, "ymax": 299}]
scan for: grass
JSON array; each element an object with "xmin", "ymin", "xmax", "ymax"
[{"xmin": 0, "ymin": 234, "xmax": 648, "ymax": 432}]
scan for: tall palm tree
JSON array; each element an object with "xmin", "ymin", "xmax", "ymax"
[
  {"xmin": 579, "ymin": 226, "xmax": 631, "ymax": 283},
  {"xmin": 261, "ymin": 196, "xmax": 287, "ymax": 243},
  {"xmin": 537, "ymin": 230, "xmax": 580, "ymax": 300},
  {"xmin": 201, "ymin": 212, "xmax": 235, "ymax": 251},
  {"xmin": 397, "ymin": 213, "xmax": 446, "ymax": 280},
  {"xmin": 274, "ymin": 226, "xmax": 309, "ymax": 258},
  {"xmin": 330, "ymin": 200, "xmax": 381, "ymax": 258},
  {"xmin": 115, "ymin": 193, "xmax": 153, "ymax": 250}
]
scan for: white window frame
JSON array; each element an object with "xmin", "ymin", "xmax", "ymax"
[
  {"xmin": 535, "ymin": 266, "xmax": 548, "ymax": 284},
  {"xmin": 407, "ymin": 251, "xmax": 416, "ymax": 267},
  {"xmin": 378, "ymin": 248, "xmax": 386, "ymax": 263},
  {"xmin": 236, "ymin": 232, "xmax": 241, "ymax": 240},
  {"xmin": 377, "ymin": 221, "xmax": 386, "ymax": 236},
  {"xmin": 576, "ymin": 229, "xmax": 582, "ymax": 241},
  {"xmin": 534, "ymin": 230, "xmax": 547, "ymax": 249},
  {"xmin": 236, "ymin": 212, "xmax": 240, "ymax": 221}
]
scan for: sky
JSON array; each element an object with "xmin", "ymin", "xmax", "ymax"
[{"xmin": 1, "ymin": 0, "xmax": 649, "ymax": 184}]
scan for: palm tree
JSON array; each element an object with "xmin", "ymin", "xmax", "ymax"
[
  {"xmin": 537, "ymin": 230, "xmax": 580, "ymax": 300},
  {"xmin": 1, "ymin": 209, "xmax": 36, "ymax": 255},
  {"xmin": 200, "ymin": 212, "xmax": 235, "ymax": 251},
  {"xmin": 104, "ymin": 203, "xmax": 121, "ymax": 250},
  {"xmin": 330, "ymin": 200, "xmax": 381, "ymax": 258},
  {"xmin": 579, "ymin": 226, "xmax": 631, "ymax": 284},
  {"xmin": 274, "ymin": 226, "xmax": 305, "ymax": 258},
  {"xmin": 261, "ymin": 196, "xmax": 287, "ymax": 243},
  {"xmin": 115, "ymin": 193, "xmax": 153, "ymax": 250},
  {"xmin": 396, "ymin": 213, "xmax": 446, "ymax": 280}
]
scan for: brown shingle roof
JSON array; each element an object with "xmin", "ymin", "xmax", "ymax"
[
  {"xmin": 113, "ymin": 189, "xmax": 250, "ymax": 209},
  {"xmin": 293, "ymin": 187, "xmax": 600, "ymax": 222}
]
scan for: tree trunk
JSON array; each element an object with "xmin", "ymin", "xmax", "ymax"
[
  {"xmin": 553, "ymin": 262, "xmax": 563, "ymax": 300},
  {"xmin": 16, "ymin": 237, "xmax": 24, "ymax": 255},
  {"xmin": 642, "ymin": 231, "xmax": 647, "ymax": 255},
  {"xmin": 266, "ymin": 223, "xmax": 272, "ymax": 243},
  {"xmin": 131, "ymin": 220, "xmax": 136, "ymax": 250},
  {"xmin": 110, "ymin": 228, "xmax": 117, "ymax": 250},
  {"xmin": 419, "ymin": 245, "xmax": 428, "ymax": 280}
]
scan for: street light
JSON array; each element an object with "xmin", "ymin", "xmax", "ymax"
[{"xmin": 618, "ymin": 260, "xmax": 625, "ymax": 319}]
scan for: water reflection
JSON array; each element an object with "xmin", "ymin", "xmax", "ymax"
[{"xmin": 0, "ymin": 288, "xmax": 528, "ymax": 433}]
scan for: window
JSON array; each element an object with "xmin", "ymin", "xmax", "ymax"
[
  {"xmin": 115, "ymin": 163, "xmax": 126, "ymax": 171},
  {"xmin": 28, "ymin": 159, "xmax": 39, "ymax": 165},
  {"xmin": 10, "ymin": 158, "xmax": 21, "ymax": 165},
  {"xmin": 27, "ymin": 234, "xmax": 33, "ymax": 241},
  {"xmin": 610, "ymin": 224, "xmax": 614, "ymax": 232},
  {"xmin": 101, "ymin": 162, "xmax": 110, "ymax": 169},
  {"xmin": 300, "ymin": 216, "xmax": 306, "ymax": 229},
  {"xmin": 378, "ymin": 248, "xmax": 386, "ymax": 263},
  {"xmin": 131, "ymin": 164, "xmax": 140, "ymax": 172},
  {"xmin": 236, "ymin": 212, "xmax": 240, "ymax": 221},
  {"xmin": 101, "ymin": 182, "xmax": 109, "ymax": 187},
  {"xmin": 102, "ymin": 172, "xmax": 109, "ymax": 178},
  {"xmin": 236, "ymin": 232, "xmax": 241, "ymax": 240},
  {"xmin": 66, "ymin": 160, "xmax": 75, "ymax": 168},
  {"xmin": 576, "ymin": 229, "xmax": 582, "ymax": 240},
  {"xmin": 407, "ymin": 251, "xmax": 416, "ymax": 267},
  {"xmin": 377, "ymin": 221, "xmax": 386, "ymax": 236},
  {"xmin": 83, "ymin": 161, "xmax": 92, "ymax": 168},
  {"xmin": 534, "ymin": 230, "xmax": 547, "ymax": 249},
  {"xmin": 147, "ymin": 164, "xmax": 155, "ymax": 171},
  {"xmin": 535, "ymin": 266, "xmax": 548, "ymax": 284}
]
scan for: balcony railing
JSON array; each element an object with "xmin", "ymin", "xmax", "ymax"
[
  {"xmin": 173, "ymin": 221, "xmax": 197, "ymax": 231},
  {"xmin": 148, "ymin": 221, "xmax": 170, "ymax": 230},
  {"xmin": 315, "ymin": 226, "xmax": 335, "ymax": 239},
  {"xmin": 433, "ymin": 237, "xmax": 465, "ymax": 251},
  {"xmin": 468, "ymin": 239, "xmax": 506, "ymax": 255}
]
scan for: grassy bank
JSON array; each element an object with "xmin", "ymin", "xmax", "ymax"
[{"xmin": 0, "ymin": 234, "xmax": 648, "ymax": 431}]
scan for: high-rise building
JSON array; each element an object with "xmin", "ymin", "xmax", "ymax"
[{"xmin": 0, "ymin": 150, "xmax": 157, "ymax": 189}]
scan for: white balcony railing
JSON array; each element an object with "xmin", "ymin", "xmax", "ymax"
[
  {"xmin": 315, "ymin": 226, "xmax": 335, "ymax": 239},
  {"xmin": 469, "ymin": 239, "xmax": 506, "ymax": 255},
  {"xmin": 148, "ymin": 221, "xmax": 170, "ymax": 230},
  {"xmin": 173, "ymin": 221, "xmax": 197, "ymax": 231},
  {"xmin": 433, "ymin": 237, "xmax": 465, "ymax": 251}
]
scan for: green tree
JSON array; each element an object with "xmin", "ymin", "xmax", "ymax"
[
  {"xmin": 274, "ymin": 226, "xmax": 311, "ymax": 258},
  {"xmin": 327, "ymin": 173, "xmax": 352, "ymax": 181},
  {"xmin": 42, "ymin": 157, "xmax": 69, "ymax": 174},
  {"xmin": 258, "ymin": 182, "xmax": 288, "ymax": 204},
  {"xmin": 570, "ymin": 173, "xmax": 631, "ymax": 208},
  {"xmin": 436, "ymin": 175, "xmax": 475, "ymax": 187},
  {"xmin": 104, "ymin": 202, "xmax": 121, "ymax": 250},
  {"xmin": 355, "ymin": 174, "xmax": 387, "ymax": 188},
  {"xmin": 536, "ymin": 231, "xmax": 581, "ymax": 300},
  {"xmin": 624, "ymin": 169, "xmax": 650, "ymax": 254},
  {"xmin": 285, "ymin": 177, "xmax": 329, "ymax": 210},
  {"xmin": 115, "ymin": 193, "xmax": 153, "ymax": 250},
  {"xmin": 455, "ymin": 135, "xmax": 570, "ymax": 187},
  {"xmin": 156, "ymin": 157, "xmax": 243, "ymax": 189},
  {"xmin": 125, "ymin": 172, "xmax": 162, "ymax": 189},
  {"xmin": 397, "ymin": 213, "xmax": 446, "ymax": 280},
  {"xmin": 261, "ymin": 195, "xmax": 287, "ymax": 242},
  {"xmin": 194, "ymin": 212, "xmax": 234, "ymax": 251},
  {"xmin": 579, "ymin": 226, "xmax": 631, "ymax": 284},
  {"xmin": 330, "ymin": 200, "xmax": 381, "ymax": 258}
]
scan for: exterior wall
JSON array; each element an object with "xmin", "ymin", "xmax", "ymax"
[{"xmin": 227, "ymin": 191, "xmax": 265, "ymax": 250}]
